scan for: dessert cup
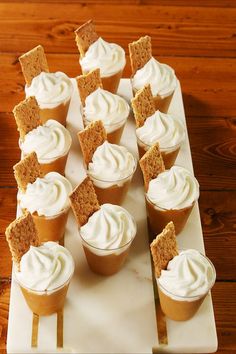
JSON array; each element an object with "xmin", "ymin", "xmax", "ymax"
[
  {"xmin": 39, "ymin": 97, "xmax": 71, "ymax": 126},
  {"xmin": 157, "ymin": 253, "xmax": 216, "ymax": 321},
  {"xmin": 137, "ymin": 137, "xmax": 182, "ymax": 169},
  {"xmin": 87, "ymin": 158, "xmax": 137, "ymax": 205},
  {"xmin": 146, "ymin": 195, "xmax": 196, "ymax": 237},
  {"xmin": 100, "ymin": 69, "xmax": 123, "ymax": 94},
  {"xmin": 83, "ymin": 115, "xmax": 128, "ymax": 145},
  {"xmin": 14, "ymin": 261, "xmax": 74, "ymax": 316},
  {"xmin": 79, "ymin": 223, "xmax": 136, "ymax": 276},
  {"xmin": 32, "ymin": 206, "xmax": 70, "ymax": 243},
  {"xmin": 153, "ymin": 90, "xmax": 175, "ymax": 113}
]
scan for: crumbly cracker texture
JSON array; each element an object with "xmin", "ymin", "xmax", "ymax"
[
  {"xmin": 150, "ymin": 221, "xmax": 178, "ymax": 278},
  {"xmin": 78, "ymin": 120, "xmax": 107, "ymax": 166},
  {"xmin": 13, "ymin": 96, "xmax": 41, "ymax": 140},
  {"xmin": 19, "ymin": 45, "xmax": 49, "ymax": 86},
  {"xmin": 76, "ymin": 68, "xmax": 103, "ymax": 106},
  {"xmin": 69, "ymin": 176, "xmax": 100, "ymax": 226},
  {"xmin": 13, "ymin": 152, "xmax": 42, "ymax": 192},
  {"xmin": 129, "ymin": 35, "xmax": 152, "ymax": 75},
  {"xmin": 131, "ymin": 84, "xmax": 156, "ymax": 128},
  {"xmin": 5, "ymin": 212, "xmax": 39, "ymax": 271},
  {"xmin": 74, "ymin": 20, "xmax": 99, "ymax": 57},
  {"xmin": 139, "ymin": 143, "xmax": 165, "ymax": 191}
]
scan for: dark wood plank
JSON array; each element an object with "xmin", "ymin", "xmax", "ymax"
[
  {"xmin": 0, "ymin": 4, "xmax": 235, "ymax": 57},
  {"xmin": 1, "ymin": 53, "xmax": 236, "ymax": 118}
]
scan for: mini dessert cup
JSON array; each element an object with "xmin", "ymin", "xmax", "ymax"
[
  {"xmin": 87, "ymin": 158, "xmax": 137, "ymax": 205},
  {"xmin": 137, "ymin": 137, "xmax": 182, "ymax": 170},
  {"xmin": 157, "ymin": 253, "xmax": 216, "ymax": 321},
  {"xmin": 153, "ymin": 90, "xmax": 175, "ymax": 113},
  {"xmin": 146, "ymin": 195, "xmax": 197, "ymax": 237},
  {"xmin": 83, "ymin": 115, "xmax": 128, "ymax": 145},
  {"xmin": 79, "ymin": 221, "xmax": 136, "ymax": 276},
  {"xmin": 32, "ymin": 206, "xmax": 70, "ymax": 243},
  {"xmin": 100, "ymin": 69, "xmax": 124, "ymax": 94},
  {"xmin": 39, "ymin": 96, "xmax": 71, "ymax": 126},
  {"xmin": 14, "ymin": 260, "xmax": 74, "ymax": 316}
]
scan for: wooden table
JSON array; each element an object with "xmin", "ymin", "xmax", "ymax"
[{"xmin": 0, "ymin": 1, "xmax": 235, "ymax": 353}]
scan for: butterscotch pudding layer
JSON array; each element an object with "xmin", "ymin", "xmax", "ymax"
[
  {"xmin": 146, "ymin": 198, "xmax": 194, "ymax": 237},
  {"xmin": 101, "ymin": 69, "xmax": 123, "ymax": 94},
  {"xmin": 106, "ymin": 122, "xmax": 125, "ymax": 145},
  {"xmin": 40, "ymin": 99, "xmax": 71, "ymax": 126},
  {"xmin": 153, "ymin": 91, "xmax": 174, "ymax": 113},
  {"xmin": 93, "ymin": 179, "xmax": 131, "ymax": 205},
  {"xmin": 83, "ymin": 245, "xmax": 130, "ymax": 276},
  {"xmin": 79, "ymin": 204, "xmax": 136, "ymax": 275},
  {"xmin": 32, "ymin": 207, "xmax": 69, "ymax": 243},
  {"xmin": 40, "ymin": 151, "xmax": 69, "ymax": 176},
  {"xmin": 20, "ymin": 281, "xmax": 70, "ymax": 316}
]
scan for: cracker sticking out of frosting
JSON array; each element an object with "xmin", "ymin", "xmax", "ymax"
[
  {"xmin": 150, "ymin": 222, "xmax": 178, "ymax": 278},
  {"xmin": 13, "ymin": 152, "xmax": 43, "ymax": 192},
  {"xmin": 69, "ymin": 176, "xmax": 100, "ymax": 226},
  {"xmin": 19, "ymin": 45, "xmax": 49, "ymax": 86},
  {"xmin": 74, "ymin": 20, "xmax": 99, "ymax": 57},
  {"xmin": 5, "ymin": 212, "xmax": 39, "ymax": 271},
  {"xmin": 131, "ymin": 84, "xmax": 156, "ymax": 128},
  {"xmin": 139, "ymin": 143, "xmax": 165, "ymax": 191},
  {"xmin": 13, "ymin": 96, "xmax": 42, "ymax": 140},
  {"xmin": 129, "ymin": 35, "xmax": 152, "ymax": 75},
  {"xmin": 78, "ymin": 120, "xmax": 107, "ymax": 166},
  {"xmin": 76, "ymin": 68, "xmax": 103, "ymax": 106}
]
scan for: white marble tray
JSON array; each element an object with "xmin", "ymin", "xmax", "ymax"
[{"xmin": 7, "ymin": 79, "xmax": 218, "ymax": 353}]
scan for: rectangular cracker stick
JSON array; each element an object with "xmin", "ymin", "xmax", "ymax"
[
  {"xmin": 13, "ymin": 152, "xmax": 42, "ymax": 192},
  {"xmin": 69, "ymin": 176, "xmax": 100, "ymax": 226},
  {"xmin": 13, "ymin": 96, "xmax": 41, "ymax": 140},
  {"xmin": 139, "ymin": 143, "xmax": 165, "ymax": 191},
  {"xmin": 74, "ymin": 20, "xmax": 99, "ymax": 57},
  {"xmin": 5, "ymin": 212, "xmax": 39, "ymax": 270},
  {"xmin": 76, "ymin": 68, "xmax": 103, "ymax": 106},
  {"xmin": 78, "ymin": 120, "xmax": 107, "ymax": 166},
  {"xmin": 150, "ymin": 221, "xmax": 178, "ymax": 278},
  {"xmin": 19, "ymin": 45, "xmax": 49, "ymax": 86},
  {"xmin": 131, "ymin": 84, "xmax": 156, "ymax": 128},
  {"xmin": 129, "ymin": 35, "xmax": 152, "ymax": 75}
]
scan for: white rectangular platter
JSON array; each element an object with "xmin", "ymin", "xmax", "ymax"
[{"xmin": 7, "ymin": 79, "xmax": 217, "ymax": 353}]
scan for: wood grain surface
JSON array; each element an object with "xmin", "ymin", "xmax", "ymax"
[{"xmin": 0, "ymin": 1, "xmax": 236, "ymax": 353}]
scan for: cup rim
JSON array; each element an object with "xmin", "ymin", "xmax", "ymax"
[
  {"xmin": 32, "ymin": 204, "xmax": 70, "ymax": 219},
  {"xmin": 136, "ymin": 135, "xmax": 183, "ymax": 152},
  {"xmin": 156, "ymin": 249, "xmax": 216, "ymax": 300},
  {"xmin": 13, "ymin": 248, "xmax": 75, "ymax": 294},
  {"xmin": 87, "ymin": 154, "xmax": 137, "ymax": 184},
  {"xmin": 83, "ymin": 111, "xmax": 129, "ymax": 129},
  {"xmin": 79, "ymin": 214, "xmax": 137, "ymax": 253}
]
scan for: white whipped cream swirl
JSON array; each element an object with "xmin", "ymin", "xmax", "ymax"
[
  {"xmin": 25, "ymin": 72, "xmax": 73, "ymax": 108},
  {"xmin": 80, "ymin": 204, "xmax": 136, "ymax": 255},
  {"xmin": 84, "ymin": 88, "xmax": 130, "ymax": 133},
  {"xmin": 158, "ymin": 249, "xmax": 215, "ymax": 300},
  {"xmin": 19, "ymin": 172, "xmax": 72, "ymax": 217},
  {"xmin": 80, "ymin": 37, "xmax": 126, "ymax": 77},
  {"xmin": 20, "ymin": 120, "xmax": 72, "ymax": 163},
  {"xmin": 147, "ymin": 166, "xmax": 199, "ymax": 210},
  {"xmin": 88, "ymin": 141, "xmax": 136, "ymax": 188},
  {"xmin": 15, "ymin": 242, "xmax": 74, "ymax": 292},
  {"xmin": 132, "ymin": 57, "xmax": 177, "ymax": 97},
  {"xmin": 136, "ymin": 110, "xmax": 185, "ymax": 148}
]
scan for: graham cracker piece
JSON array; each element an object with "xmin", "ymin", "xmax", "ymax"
[
  {"xmin": 139, "ymin": 143, "xmax": 165, "ymax": 191},
  {"xmin": 76, "ymin": 68, "xmax": 103, "ymax": 106},
  {"xmin": 69, "ymin": 176, "xmax": 100, "ymax": 226},
  {"xmin": 74, "ymin": 20, "xmax": 99, "ymax": 57},
  {"xmin": 78, "ymin": 120, "xmax": 107, "ymax": 166},
  {"xmin": 131, "ymin": 84, "xmax": 156, "ymax": 128},
  {"xmin": 150, "ymin": 221, "xmax": 178, "ymax": 278},
  {"xmin": 13, "ymin": 96, "xmax": 41, "ymax": 140},
  {"xmin": 5, "ymin": 212, "xmax": 39, "ymax": 270},
  {"xmin": 19, "ymin": 45, "xmax": 49, "ymax": 86},
  {"xmin": 13, "ymin": 152, "xmax": 42, "ymax": 192},
  {"xmin": 129, "ymin": 35, "xmax": 152, "ymax": 75}
]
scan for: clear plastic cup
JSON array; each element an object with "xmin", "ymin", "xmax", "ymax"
[{"xmin": 156, "ymin": 252, "xmax": 216, "ymax": 321}]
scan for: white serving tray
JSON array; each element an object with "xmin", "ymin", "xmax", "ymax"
[{"xmin": 7, "ymin": 79, "xmax": 218, "ymax": 353}]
